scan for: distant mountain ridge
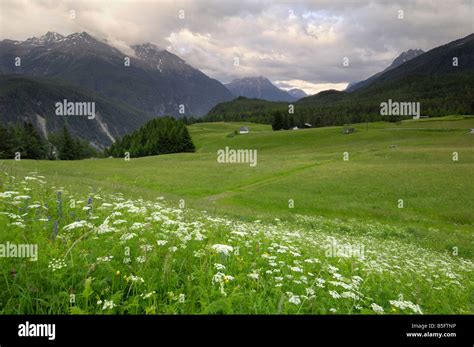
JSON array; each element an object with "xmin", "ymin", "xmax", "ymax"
[
  {"xmin": 206, "ymin": 34, "xmax": 474, "ymax": 127},
  {"xmin": 361, "ymin": 34, "xmax": 474, "ymax": 86},
  {"xmin": 346, "ymin": 49, "xmax": 424, "ymax": 92},
  {"xmin": 225, "ymin": 76, "xmax": 297, "ymax": 102},
  {"xmin": 0, "ymin": 74, "xmax": 153, "ymax": 149},
  {"xmin": 0, "ymin": 31, "xmax": 233, "ymax": 116},
  {"xmin": 287, "ymin": 88, "xmax": 308, "ymax": 99}
]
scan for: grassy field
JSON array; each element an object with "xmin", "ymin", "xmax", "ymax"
[
  {"xmin": 0, "ymin": 116, "xmax": 473, "ymax": 314},
  {"xmin": 2, "ymin": 116, "xmax": 473, "ymax": 256}
]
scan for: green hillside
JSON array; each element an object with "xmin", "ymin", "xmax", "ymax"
[
  {"xmin": 2, "ymin": 116, "xmax": 473, "ymax": 258},
  {"xmin": 203, "ymin": 34, "xmax": 474, "ymax": 127},
  {"xmin": 1, "ymin": 116, "xmax": 473, "ymax": 315},
  {"xmin": 202, "ymin": 72, "xmax": 474, "ymax": 126},
  {"xmin": 0, "ymin": 74, "xmax": 152, "ymax": 148}
]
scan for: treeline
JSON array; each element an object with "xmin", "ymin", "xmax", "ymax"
[
  {"xmin": 106, "ymin": 117, "xmax": 195, "ymax": 158},
  {"xmin": 198, "ymin": 95, "xmax": 386, "ymax": 128},
  {"xmin": 196, "ymin": 93, "xmax": 388, "ymax": 127},
  {"xmin": 0, "ymin": 122, "xmax": 99, "ymax": 160},
  {"xmin": 199, "ymin": 97, "xmax": 284, "ymax": 125},
  {"xmin": 196, "ymin": 73, "xmax": 474, "ymax": 128},
  {"xmin": 271, "ymin": 112, "xmax": 296, "ymax": 130},
  {"xmin": 1, "ymin": 117, "xmax": 196, "ymax": 161}
]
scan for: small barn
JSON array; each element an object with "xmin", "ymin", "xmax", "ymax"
[{"xmin": 239, "ymin": 126, "xmax": 249, "ymax": 134}]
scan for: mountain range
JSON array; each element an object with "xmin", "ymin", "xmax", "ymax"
[
  {"xmin": 0, "ymin": 31, "xmax": 237, "ymax": 148},
  {"xmin": 1, "ymin": 31, "xmax": 472, "ymax": 149},
  {"xmin": 0, "ymin": 74, "xmax": 152, "ymax": 148},
  {"xmin": 0, "ymin": 31, "xmax": 304, "ymax": 148},
  {"xmin": 0, "ymin": 31, "xmax": 233, "ymax": 117},
  {"xmin": 346, "ymin": 49, "xmax": 425, "ymax": 92},
  {"xmin": 225, "ymin": 76, "xmax": 298, "ymax": 102},
  {"xmin": 206, "ymin": 33, "xmax": 474, "ymax": 126},
  {"xmin": 287, "ymin": 88, "xmax": 308, "ymax": 99}
]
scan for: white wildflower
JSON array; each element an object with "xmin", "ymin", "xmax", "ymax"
[
  {"xmin": 211, "ymin": 244, "xmax": 234, "ymax": 256},
  {"xmin": 127, "ymin": 275, "xmax": 145, "ymax": 283},
  {"xmin": 120, "ymin": 233, "xmax": 137, "ymax": 242},
  {"xmin": 341, "ymin": 291, "xmax": 360, "ymax": 300},
  {"xmin": 102, "ymin": 300, "xmax": 116, "ymax": 310},
  {"xmin": 14, "ymin": 195, "xmax": 31, "ymax": 200},
  {"xmin": 141, "ymin": 244, "xmax": 153, "ymax": 252},
  {"xmin": 389, "ymin": 300, "xmax": 423, "ymax": 314},
  {"xmin": 370, "ymin": 303, "xmax": 384, "ymax": 314},
  {"xmin": 329, "ymin": 290, "xmax": 341, "ymax": 299},
  {"xmin": 63, "ymin": 220, "xmax": 92, "ymax": 231},
  {"xmin": 288, "ymin": 295, "xmax": 301, "ymax": 305},
  {"xmin": 290, "ymin": 266, "xmax": 303, "ymax": 273},
  {"xmin": 248, "ymin": 272, "xmax": 259, "ymax": 280},
  {"xmin": 214, "ymin": 263, "xmax": 226, "ymax": 270},
  {"xmin": 112, "ymin": 219, "xmax": 127, "ymax": 225},
  {"xmin": 141, "ymin": 291, "xmax": 156, "ymax": 299},
  {"xmin": 48, "ymin": 258, "xmax": 67, "ymax": 272},
  {"xmin": 97, "ymin": 256, "xmax": 114, "ymax": 263},
  {"xmin": 193, "ymin": 249, "xmax": 206, "ymax": 258}
]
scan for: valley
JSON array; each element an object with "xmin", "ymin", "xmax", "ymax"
[
  {"xmin": 1, "ymin": 116, "xmax": 472, "ymax": 315},
  {"xmin": 0, "ymin": 19, "xmax": 473, "ymax": 318},
  {"xmin": 2, "ymin": 116, "xmax": 473, "ymax": 258}
]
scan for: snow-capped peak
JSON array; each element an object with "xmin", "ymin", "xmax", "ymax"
[
  {"xmin": 24, "ymin": 31, "xmax": 65, "ymax": 45},
  {"xmin": 22, "ymin": 32, "xmax": 102, "ymax": 47},
  {"xmin": 390, "ymin": 49, "xmax": 424, "ymax": 68}
]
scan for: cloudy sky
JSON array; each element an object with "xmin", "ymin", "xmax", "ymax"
[{"xmin": 0, "ymin": 0, "xmax": 472, "ymax": 94}]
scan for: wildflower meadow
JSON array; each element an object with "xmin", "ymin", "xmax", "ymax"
[{"xmin": 0, "ymin": 172, "xmax": 472, "ymax": 314}]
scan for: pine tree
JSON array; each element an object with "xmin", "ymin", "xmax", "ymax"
[
  {"xmin": 289, "ymin": 114, "xmax": 295, "ymax": 129},
  {"xmin": 282, "ymin": 114, "xmax": 290, "ymax": 130},
  {"xmin": 272, "ymin": 111, "xmax": 283, "ymax": 131},
  {"xmin": 0, "ymin": 124, "xmax": 13, "ymax": 158},
  {"xmin": 9, "ymin": 124, "xmax": 25, "ymax": 157},
  {"xmin": 58, "ymin": 125, "xmax": 77, "ymax": 160},
  {"xmin": 22, "ymin": 122, "xmax": 47, "ymax": 159},
  {"xmin": 108, "ymin": 117, "xmax": 195, "ymax": 158}
]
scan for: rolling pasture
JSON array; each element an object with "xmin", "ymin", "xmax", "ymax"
[
  {"xmin": 0, "ymin": 116, "xmax": 473, "ymax": 314},
  {"xmin": 3, "ymin": 116, "xmax": 473, "ymax": 256}
]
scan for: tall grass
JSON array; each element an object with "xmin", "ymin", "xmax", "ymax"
[{"xmin": 1, "ymin": 172, "xmax": 472, "ymax": 314}]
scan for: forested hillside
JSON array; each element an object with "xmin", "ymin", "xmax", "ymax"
[{"xmin": 107, "ymin": 117, "xmax": 195, "ymax": 158}]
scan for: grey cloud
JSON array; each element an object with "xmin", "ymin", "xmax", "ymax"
[{"xmin": 0, "ymin": 0, "xmax": 472, "ymax": 93}]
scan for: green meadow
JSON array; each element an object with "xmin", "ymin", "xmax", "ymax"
[
  {"xmin": 2, "ymin": 116, "xmax": 473, "ymax": 258},
  {"xmin": 1, "ymin": 116, "xmax": 473, "ymax": 315}
]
